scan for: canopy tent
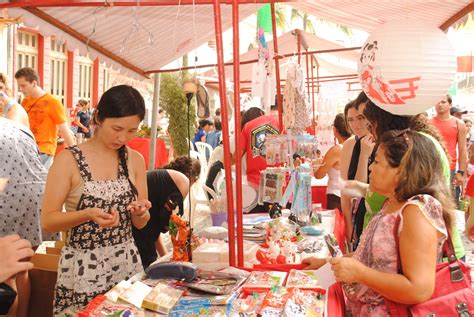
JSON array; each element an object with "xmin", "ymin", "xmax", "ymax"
[
  {"xmin": 290, "ymin": 0, "xmax": 474, "ymax": 33},
  {"xmin": 4, "ymin": 1, "xmax": 267, "ymax": 79},
  {"xmin": 1, "ymin": 0, "xmax": 472, "ymax": 268},
  {"xmin": 203, "ymin": 29, "xmax": 359, "ymax": 91}
]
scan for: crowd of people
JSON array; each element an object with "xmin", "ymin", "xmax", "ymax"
[
  {"xmin": 304, "ymin": 91, "xmax": 473, "ymax": 315},
  {"xmin": 1, "ymin": 65, "xmax": 473, "ymax": 316},
  {"xmin": 0, "ymin": 68, "xmax": 201, "ymax": 315}
]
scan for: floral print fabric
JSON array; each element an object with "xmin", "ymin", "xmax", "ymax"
[{"xmin": 345, "ymin": 194, "xmax": 447, "ymax": 316}]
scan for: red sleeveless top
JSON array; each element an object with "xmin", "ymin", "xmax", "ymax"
[{"xmin": 431, "ymin": 116, "xmax": 458, "ymax": 170}]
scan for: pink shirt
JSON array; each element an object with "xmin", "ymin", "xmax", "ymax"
[{"xmin": 431, "ymin": 116, "xmax": 459, "ymax": 170}]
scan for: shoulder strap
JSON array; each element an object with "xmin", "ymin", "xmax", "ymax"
[
  {"xmin": 347, "ymin": 137, "xmax": 361, "ymax": 180},
  {"xmin": 393, "ymin": 212, "xmax": 457, "ymax": 274},
  {"xmin": 118, "ymin": 146, "xmax": 138, "ymax": 197},
  {"xmin": 68, "ymin": 146, "xmax": 93, "ymax": 182}
]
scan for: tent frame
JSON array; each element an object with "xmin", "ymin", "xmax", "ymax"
[{"xmin": 2, "ymin": 0, "xmax": 470, "ymax": 268}]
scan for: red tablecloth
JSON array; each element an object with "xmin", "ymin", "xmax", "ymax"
[
  {"xmin": 311, "ymin": 185, "xmax": 327, "ymax": 209},
  {"xmin": 127, "ymin": 137, "xmax": 169, "ymax": 170}
]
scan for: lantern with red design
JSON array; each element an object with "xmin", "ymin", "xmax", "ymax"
[{"xmin": 358, "ymin": 20, "xmax": 456, "ymax": 116}]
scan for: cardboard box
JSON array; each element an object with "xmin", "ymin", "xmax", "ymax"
[{"xmin": 28, "ymin": 243, "xmax": 61, "ymax": 317}]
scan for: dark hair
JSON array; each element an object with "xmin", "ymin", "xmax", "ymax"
[
  {"xmin": 15, "ymin": 67, "xmax": 39, "ymax": 83},
  {"xmin": 343, "ymin": 100, "xmax": 358, "ymax": 132},
  {"xmin": 215, "ymin": 108, "xmax": 221, "ymax": 116},
  {"xmin": 214, "ymin": 120, "xmax": 222, "ymax": 131},
  {"xmin": 379, "ymin": 130, "xmax": 454, "ymax": 229},
  {"xmin": 354, "ymin": 91, "xmax": 369, "ymax": 110},
  {"xmin": 333, "ymin": 113, "xmax": 351, "ymax": 139},
  {"xmin": 78, "ymin": 99, "xmax": 89, "ymax": 107},
  {"xmin": 364, "ymin": 100, "xmax": 443, "ymax": 144},
  {"xmin": 94, "ymin": 85, "xmax": 145, "ymax": 125},
  {"xmin": 446, "ymin": 94, "xmax": 452, "ymax": 105},
  {"xmin": 363, "ymin": 100, "xmax": 410, "ymax": 140},
  {"xmin": 164, "ymin": 156, "xmax": 201, "ymax": 182},
  {"xmin": 241, "ymin": 107, "xmax": 264, "ymax": 130},
  {"xmin": 198, "ymin": 119, "xmax": 212, "ymax": 128}
]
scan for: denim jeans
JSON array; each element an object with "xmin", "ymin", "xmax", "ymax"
[{"xmin": 450, "ymin": 170, "xmax": 461, "ymax": 206}]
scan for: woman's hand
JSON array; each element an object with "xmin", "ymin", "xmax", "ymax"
[
  {"xmin": 360, "ymin": 134, "xmax": 375, "ymax": 154},
  {"xmin": 330, "ymin": 257, "xmax": 365, "ymax": 283},
  {"xmin": 127, "ymin": 199, "xmax": 152, "ymax": 218},
  {"xmin": 302, "ymin": 257, "xmax": 327, "ymax": 270},
  {"xmin": 87, "ymin": 208, "xmax": 119, "ymax": 228}
]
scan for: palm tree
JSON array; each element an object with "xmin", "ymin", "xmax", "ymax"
[
  {"xmin": 274, "ymin": 3, "xmax": 289, "ymax": 32},
  {"xmin": 290, "ymin": 7, "xmax": 353, "ymax": 37},
  {"xmin": 290, "ymin": 8, "xmax": 316, "ymax": 34}
]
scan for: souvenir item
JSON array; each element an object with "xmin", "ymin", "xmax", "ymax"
[
  {"xmin": 283, "ymin": 288, "xmax": 324, "ymax": 317},
  {"xmin": 241, "ymin": 271, "xmax": 287, "ymax": 293},
  {"xmin": 77, "ymin": 294, "xmax": 146, "ymax": 317},
  {"xmin": 259, "ymin": 286, "xmax": 290, "ymax": 317},
  {"xmin": 285, "ymin": 270, "xmax": 323, "ymax": 291},
  {"xmin": 142, "ymin": 283, "xmax": 184, "ymax": 314},
  {"xmin": 229, "ymin": 292, "xmax": 265, "ymax": 317},
  {"xmin": 118, "ymin": 281, "xmax": 151, "ymax": 308},
  {"xmin": 169, "ymin": 214, "xmax": 192, "ymax": 261}
]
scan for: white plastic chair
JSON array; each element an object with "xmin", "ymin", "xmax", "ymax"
[
  {"xmin": 194, "ymin": 142, "xmax": 212, "ymax": 182},
  {"xmin": 189, "ymin": 149, "xmax": 200, "ymax": 161},
  {"xmin": 188, "ymin": 180, "xmax": 210, "ymax": 224},
  {"xmin": 195, "ymin": 142, "xmax": 213, "ymax": 165},
  {"xmin": 202, "ymin": 184, "xmax": 218, "ymax": 204}
]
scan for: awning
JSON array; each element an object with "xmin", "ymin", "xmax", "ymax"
[
  {"xmin": 203, "ymin": 29, "xmax": 359, "ymax": 89},
  {"xmin": 290, "ymin": 1, "xmax": 474, "ymax": 33},
  {"xmin": 6, "ymin": 2, "xmax": 262, "ymax": 79}
]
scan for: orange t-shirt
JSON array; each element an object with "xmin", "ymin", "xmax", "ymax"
[{"xmin": 22, "ymin": 94, "xmax": 66, "ymax": 155}]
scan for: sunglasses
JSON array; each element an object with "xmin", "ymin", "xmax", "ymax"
[{"xmin": 395, "ymin": 128, "xmax": 411, "ymax": 146}]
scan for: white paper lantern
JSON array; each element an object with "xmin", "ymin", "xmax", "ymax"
[{"xmin": 358, "ymin": 20, "xmax": 456, "ymax": 116}]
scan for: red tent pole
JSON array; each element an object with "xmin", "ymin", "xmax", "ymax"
[
  {"xmin": 310, "ymin": 56, "xmax": 315, "ymax": 134},
  {"xmin": 213, "ymin": 0, "xmax": 236, "ymax": 267},
  {"xmin": 232, "ymin": 0, "xmax": 244, "ymax": 267},
  {"xmin": 270, "ymin": 2, "xmax": 283, "ymax": 129}
]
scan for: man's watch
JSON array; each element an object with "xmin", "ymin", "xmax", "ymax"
[{"xmin": 456, "ymin": 170, "xmax": 465, "ymax": 176}]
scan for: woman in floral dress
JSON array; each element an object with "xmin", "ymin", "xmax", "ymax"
[
  {"xmin": 305, "ymin": 129, "xmax": 454, "ymax": 315},
  {"xmin": 41, "ymin": 85, "xmax": 151, "ymax": 314}
]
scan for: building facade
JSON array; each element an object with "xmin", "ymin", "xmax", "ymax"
[{"xmin": 0, "ymin": 24, "xmax": 154, "ymax": 125}]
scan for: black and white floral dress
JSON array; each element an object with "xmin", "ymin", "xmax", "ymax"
[{"xmin": 53, "ymin": 146, "xmax": 142, "ymax": 314}]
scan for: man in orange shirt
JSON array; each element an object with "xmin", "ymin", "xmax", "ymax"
[{"xmin": 15, "ymin": 67, "xmax": 75, "ymax": 169}]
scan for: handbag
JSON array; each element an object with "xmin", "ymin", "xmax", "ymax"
[
  {"xmin": 384, "ymin": 216, "xmax": 474, "ymax": 316},
  {"xmin": 326, "ymin": 282, "xmax": 346, "ymax": 317}
]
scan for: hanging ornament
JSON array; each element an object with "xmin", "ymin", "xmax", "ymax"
[{"xmin": 358, "ymin": 20, "xmax": 456, "ymax": 116}]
